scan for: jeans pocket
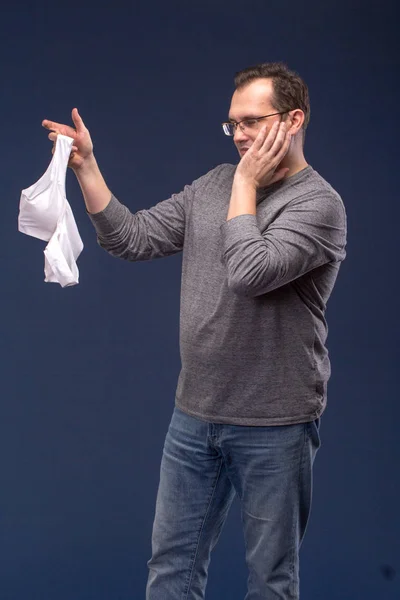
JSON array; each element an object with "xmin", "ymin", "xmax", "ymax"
[{"xmin": 306, "ymin": 419, "xmax": 321, "ymax": 450}]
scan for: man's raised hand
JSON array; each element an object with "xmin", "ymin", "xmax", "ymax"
[
  {"xmin": 42, "ymin": 108, "xmax": 93, "ymax": 171},
  {"xmin": 236, "ymin": 119, "xmax": 292, "ymax": 189}
]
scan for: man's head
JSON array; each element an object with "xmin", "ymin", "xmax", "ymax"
[{"xmin": 226, "ymin": 62, "xmax": 310, "ymax": 157}]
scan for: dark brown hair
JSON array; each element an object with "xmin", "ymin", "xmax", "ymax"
[{"xmin": 234, "ymin": 62, "xmax": 310, "ymax": 135}]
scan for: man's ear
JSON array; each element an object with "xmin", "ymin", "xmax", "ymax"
[{"xmin": 287, "ymin": 109, "xmax": 304, "ymax": 135}]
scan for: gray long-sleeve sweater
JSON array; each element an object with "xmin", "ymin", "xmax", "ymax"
[{"xmin": 88, "ymin": 164, "xmax": 347, "ymax": 426}]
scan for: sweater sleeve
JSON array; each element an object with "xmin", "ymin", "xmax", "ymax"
[
  {"xmin": 87, "ymin": 183, "xmax": 194, "ymax": 262},
  {"xmin": 220, "ymin": 189, "xmax": 347, "ymax": 297}
]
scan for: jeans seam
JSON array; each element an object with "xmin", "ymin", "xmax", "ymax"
[
  {"xmin": 289, "ymin": 424, "xmax": 307, "ymax": 599},
  {"xmin": 183, "ymin": 457, "xmax": 223, "ymax": 600}
]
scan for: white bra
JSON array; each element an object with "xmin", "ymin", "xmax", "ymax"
[{"xmin": 18, "ymin": 134, "xmax": 83, "ymax": 287}]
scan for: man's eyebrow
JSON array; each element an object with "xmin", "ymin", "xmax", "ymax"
[{"xmin": 227, "ymin": 115, "xmax": 258, "ymax": 122}]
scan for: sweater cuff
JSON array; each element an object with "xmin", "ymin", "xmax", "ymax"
[{"xmin": 86, "ymin": 194, "xmax": 128, "ymax": 237}]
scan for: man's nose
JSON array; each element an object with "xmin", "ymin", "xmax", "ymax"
[{"xmin": 233, "ymin": 125, "xmax": 249, "ymax": 143}]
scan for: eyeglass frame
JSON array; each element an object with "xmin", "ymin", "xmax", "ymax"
[{"xmin": 221, "ymin": 111, "xmax": 289, "ymax": 136}]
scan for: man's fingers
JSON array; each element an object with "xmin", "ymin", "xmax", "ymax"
[
  {"xmin": 272, "ymin": 128, "xmax": 292, "ymax": 164},
  {"xmin": 261, "ymin": 120, "xmax": 287, "ymax": 154},
  {"xmin": 42, "ymin": 119, "xmax": 62, "ymax": 131},
  {"xmin": 251, "ymin": 123, "xmax": 269, "ymax": 151},
  {"xmin": 48, "ymin": 132, "xmax": 58, "ymax": 141},
  {"xmin": 263, "ymin": 120, "xmax": 281, "ymax": 152},
  {"xmin": 42, "ymin": 118, "xmax": 77, "ymax": 139}
]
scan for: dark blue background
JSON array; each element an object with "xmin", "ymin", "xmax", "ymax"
[{"xmin": 1, "ymin": 0, "xmax": 398, "ymax": 598}]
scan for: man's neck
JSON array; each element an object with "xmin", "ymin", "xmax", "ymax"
[{"xmin": 280, "ymin": 145, "xmax": 308, "ymax": 179}]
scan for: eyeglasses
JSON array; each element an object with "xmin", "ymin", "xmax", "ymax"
[{"xmin": 222, "ymin": 111, "xmax": 288, "ymax": 136}]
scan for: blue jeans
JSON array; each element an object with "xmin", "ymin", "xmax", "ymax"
[{"xmin": 146, "ymin": 407, "xmax": 321, "ymax": 600}]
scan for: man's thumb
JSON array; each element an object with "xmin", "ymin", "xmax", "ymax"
[{"xmin": 71, "ymin": 107, "xmax": 85, "ymax": 131}]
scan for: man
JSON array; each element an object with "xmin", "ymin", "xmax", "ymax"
[{"xmin": 43, "ymin": 62, "xmax": 347, "ymax": 600}]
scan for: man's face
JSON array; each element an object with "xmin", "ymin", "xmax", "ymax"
[{"xmin": 228, "ymin": 78, "xmax": 283, "ymax": 157}]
